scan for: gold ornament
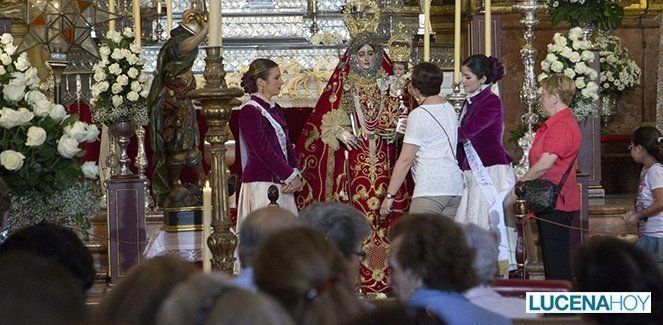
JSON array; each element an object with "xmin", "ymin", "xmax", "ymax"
[
  {"xmin": 181, "ymin": 9, "xmax": 206, "ymax": 34},
  {"xmin": 388, "ymin": 23, "xmax": 412, "ymax": 63},
  {"xmin": 342, "ymin": 0, "xmax": 381, "ymax": 38}
]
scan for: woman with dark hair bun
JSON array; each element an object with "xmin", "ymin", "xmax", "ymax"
[
  {"xmin": 237, "ymin": 58, "xmax": 303, "ymax": 234},
  {"xmin": 455, "ymin": 54, "xmax": 515, "ymax": 276}
]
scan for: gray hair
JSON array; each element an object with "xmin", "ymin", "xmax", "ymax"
[
  {"xmin": 299, "ymin": 202, "xmax": 371, "ymax": 259},
  {"xmin": 462, "ymin": 224, "xmax": 499, "ymax": 285},
  {"xmin": 238, "ymin": 207, "xmax": 303, "ymax": 268}
]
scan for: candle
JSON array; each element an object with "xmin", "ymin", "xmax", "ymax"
[
  {"xmin": 109, "ymin": 0, "xmax": 116, "ymax": 32},
  {"xmin": 485, "ymin": 0, "xmax": 491, "ymax": 57},
  {"xmin": 132, "ymin": 0, "xmax": 141, "ymax": 47},
  {"xmin": 157, "ymin": 0, "xmax": 162, "ymax": 15},
  {"xmin": 202, "ymin": 181, "xmax": 212, "ymax": 273},
  {"xmin": 423, "ymin": 0, "xmax": 431, "ymax": 62},
  {"xmin": 209, "ymin": 0, "xmax": 221, "ymax": 47},
  {"xmin": 166, "ymin": 0, "xmax": 173, "ymax": 37},
  {"xmin": 454, "ymin": 0, "xmax": 461, "ymax": 83}
]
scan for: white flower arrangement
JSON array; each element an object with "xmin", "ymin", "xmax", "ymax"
[
  {"xmin": 310, "ymin": 31, "xmax": 344, "ymax": 46},
  {"xmin": 593, "ymin": 33, "xmax": 641, "ymax": 97},
  {"xmin": 0, "ymin": 33, "xmax": 100, "ymax": 196},
  {"xmin": 91, "ymin": 28, "xmax": 149, "ymax": 126},
  {"xmin": 538, "ymin": 27, "xmax": 599, "ymax": 122}
]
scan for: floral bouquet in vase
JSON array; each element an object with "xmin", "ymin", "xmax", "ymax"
[
  {"xmin": 0, "ymin": 33, "xmax": 101, "ymax": 236},
  {"xmin": 91, "ymin": 28, "xmax": 149, "ymax": 127},
  {"xmin": 538, "ymin": 27, "xmax": 599, "ymax": 122},
  {"xmin": 594, "ymin": 33, "xmax": 641, "ymax": 96},
  {"xmin": 546, "ymin": 0, "xmax": 624, "ymax": 31}
]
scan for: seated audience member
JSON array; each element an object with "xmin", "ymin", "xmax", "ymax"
[
  {"xmin": 157, "ymin": 273, "xmax": 293, "ymax": 325},
  {"xmin": 94, "ymin": 255, "xmax": 198, "ymax": 325},
  {"xmin": 574, "ymin": 236, "xmax": 663, "ymax": 324},
  {"xmin": 462, "ymin": 224, "xmax": 535, "ymax": 319},
  {"xmin": 0, "ymin": 222, "xmax": 96, "ymax": 291},
  {"xmin": 300, "ymin": 202, "xmax": 371, "ymax": 280},
  {"xmin": 254, "ymin": 227, "xmax": 369, "ymax": 325},
  {"xmin": 346, "ymin": 305, "xmax": 446, "ymax": 325},
  {"xmin": 388, "ymin": 214, "xmax": 511, "ymax": 325},
  {"xmin": 235, "ymin": 207, "xmax": 304, "ymax": 290},
  {"xmin": 0, "ymin": 252, "xmax": 87, "ymax": 325}
]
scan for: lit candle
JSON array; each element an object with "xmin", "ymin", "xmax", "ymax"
[
  {"xmin": 109, "ymin": 0, "xmax": 116, "ymax": 32},
  {"xmin": 485, "ymin": 0, "xmax": 491, "ymax": 57},
  {"xmin": 423, "ymin": 0, "xmax": 431, "ymax": 62},
  {"xmin": 132, "ymin": 0, "xmax": 141, "ymax": 47},
  {"xmin": 157, "ymin": 0, "xmax": 162, "ymax": 15},
  {"xmin": 454, "ymin": 0, "xmax": 461, "ymax": 83},
  {"xmin": 202, "ymin": 181, "xmax": 212, "ymax": 273},
  {"xmin": 209, "ymin": 0, "xmax": 221, "ymax": 47},
  {"xmin": 166, "ymin": 0, "xmax": 173, "ymax": 37}
]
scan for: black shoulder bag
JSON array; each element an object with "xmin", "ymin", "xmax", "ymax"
[{"xmin": 523, "ymin": 157, "xmax": 576, "ymax": 214}]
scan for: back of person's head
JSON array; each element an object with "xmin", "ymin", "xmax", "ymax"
[
  {"xmin": 242, "ymin": 58, "xmax": 279, "ymax": 94},
  {"xmin": 95, "ymin": 255, "xmax": 198, "ymax": 325},
  {"xmin": 461, "ymin": 54, "xmax": 505, "ymax": 84},
  {"xmin": 299, "ymin": 202, "xmax": 370, "ymax": 260},
  {"xmin": 539, "ymin": 74, "xmax": 577, "ymax": 106},
  {"xmin": 0, "ymin": 251, "xmax": 87, "ymax": 325},
  {"xmin": 573, "ymin": 236, "xmax": 663, "ymax": 324},
  {"xmin": 346, "ymin": 305, "xmax": 446, "ymax": 325},
  {"xmin": 632, "ymin": 126, "xmax": 663, "ymax": 162},
  {"xmin": 158, "ymin": 272, "xmax": 293, "ymax": 325},
  {"xmin": 0, "ymin": 222, "xmax": 95, "ymax": 291},
  {"xmin": 390, "ymin": 214, "xmax": 477, "ymax": 292},
  {"xmin": 254, "ymin": 227, "xmax": 366, "ymax": 325},
  {"xmin": 238, "ymin": 207, "xmax": 303, "ymax": 268},
  {"xmin": 411, "ymin": 62, "xmax": 444, "ymax": 97},
  {"xmin": 462, "ymin": 224, "xmax": 499, "ymax": 285}
]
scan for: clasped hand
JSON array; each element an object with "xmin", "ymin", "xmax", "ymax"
[
  {"xmin": 338, "ymin": 130, "xmax": 360, "ymax": 150},
  {"xmin": 282, "ymin": 176, "xmax": 304, "ymax": 194},
  {"xmin": 623, "ymin": 209, "xmax": 641, "ymax": 227}
]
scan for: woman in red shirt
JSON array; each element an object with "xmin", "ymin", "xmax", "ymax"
[{"xmin": 520, "ymin": 74, "xmax": 581, "ymax": 280}]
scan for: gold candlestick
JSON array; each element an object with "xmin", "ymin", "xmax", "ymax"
[{"xmin": 187, "ymin": 46, "xmax": 242, "ymax": 273}]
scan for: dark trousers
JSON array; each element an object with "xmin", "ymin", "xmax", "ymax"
[{"xmin": 536, "ymin": 210, "xmax": 577, "ymax": 281}]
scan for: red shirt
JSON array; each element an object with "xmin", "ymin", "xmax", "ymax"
[{"xmin": 529, "ymin": 108, "xmax": 582, "ymax": 212}]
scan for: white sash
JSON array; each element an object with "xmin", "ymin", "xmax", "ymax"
[
  {"xmin": 463, "ymin": 140, "xmax": 515, "ymax": 263},
  {"xmin": 238, "ymin": 99, "xmax": 289, "ymax": 172}
]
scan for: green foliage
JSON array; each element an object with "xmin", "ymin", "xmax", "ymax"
[{"xmin": 547, "ymin": 0, "xmax": 624, "ymax": 31}]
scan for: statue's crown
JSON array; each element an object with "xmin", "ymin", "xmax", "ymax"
[
  {"xmin": 342, "ymin": 0, "xmax": 381, "ymax": 38},
  {"xmin": 388, "ymin": 23, "xmax": 412, "ymax": 63}
]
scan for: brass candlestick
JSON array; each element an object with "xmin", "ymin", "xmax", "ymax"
[{"xmin": 188, "ymin": 46, "xmax": 243, "ymax": 273}]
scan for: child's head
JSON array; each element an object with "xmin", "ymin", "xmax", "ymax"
[
  {"xmin": 631, "ymin": 126, "xmax": 663, "ymax": 163},
  {"xmin": 393, "ymin": 62, "xmax": 408, "ymax": 78}
]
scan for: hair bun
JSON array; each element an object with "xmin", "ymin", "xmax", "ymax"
[
  {"xmin": 240, "ymin": 71, "xmax": 257, "ymax": 94},
  {"xmin": 489, "ymin": 56, "xmax": 505, "ymax": 83}
]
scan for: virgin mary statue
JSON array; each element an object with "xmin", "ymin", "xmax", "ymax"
[{"xmin": 296, "ymin": 17, "xmax": 412, "ymax": 292}]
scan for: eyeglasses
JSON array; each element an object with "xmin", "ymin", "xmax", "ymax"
[{"xmin": 353, "ymin": 251, "xmax": 367, "ymax": 261}]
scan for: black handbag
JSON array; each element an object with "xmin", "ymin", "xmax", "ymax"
[{"xmin": 523, "ymin": 157, "xmax": 576, "ymax": 213}]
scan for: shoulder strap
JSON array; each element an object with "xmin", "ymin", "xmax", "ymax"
[
  {"xmin": 556, "ymin": 154, "xmax": 578, "ymax": 189},
  {"xmin": 420, "ymin": 106, "xmax": 456, "ymax": 160}
]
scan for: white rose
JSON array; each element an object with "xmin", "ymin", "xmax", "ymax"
[
  {"xmin": 130, "ymin": 43, "xmax": 142, "ymax": 54},
  {"xmin": 575, "ymin": 62, "xmax": 588, "ymax": 74},
  {"xmin": 568, "ymin": 52, "xmax": 581, "ymax": 63},
  {"xmin": 0, "ymin": 107, "xmax": 20, "ymax": 129},
  {"xmin": 84, "ymin": 124, "xmax": 100, "ymax": 143},
  {"xmin": 0, "ymin": 53, "xmax": 11, "ymax": 65},
  {"xmin": 575, "ymin": 78, "xmax": 586, "ymax": 89},
  {"xmin": 0, "ymin": 33, "xmax": 13, "ymax": 45},
  {"xmin": 0, "ymin": 66, "xmax": 5, "ymax": 75},
  {"xmin": 111, "ymin": 32, "xmax": 122, "ymax": 43},
  {"xmin": 563, "ymin": 68, "xmax": 576, "ymax": 79},
  {"xmin": 94, "ymin": 70, "xmax": 106, "ymax": 82},
  {"xmin": 568, "ymin": 28, "xmax": 582, "ymax": 41},
  {"xmin": 111, "ymin": 48, "xmax": 123, "ymax": 60},
  {"xmin": 560, "ymin": 47, "xmax": 573, "ymax": 58},
  {"xmin": 546, "ymin": 53, "xmax": 557, "ymax": 62},
  {"xmin": 127, "ymin": 54, "xmax": 139, "ymax": 65},
  {"xmin": 9, "ymin": 71, "xmax": 26, "ymax": 86},
  {"xmin": 98, "ymin": 81, "xmax": 109, "ymax": 93},
  {"xmin": 25, "ymin": 89, "xmax": 46, "ymax": 105},
  {"xmin": 554, "ymin": 36, "xmax": 567, "ymax": 47},
  {"xmin": 112, "ymin": 95, "xmax": 123, "ymax": 108},
  {"xmin": 140, "ymin": 90, "xmax": 149, "ymax": 98},
  {"xmin": 117, "ymin": 74, "xmax": 129, "ymax": 86},
  {"xmin": 99, "ymin": 46, "xmax": 111, "ymax": 57},
  {"xmin": 127, "ymin": 67, "xmax": 139, "ymax": 79},
  {"xmin": 130, "ymin": 81, "xmax": 142, "ymax": 92},
  {"xmin": 25, "ymin": 126, "xmax": 47, "ymax": 147},
  {"xmin": 81, "ymin": 161, "xmax": 99, "ymax": 179},
  {"xmin": 3, "ymin": 44, "xmax": 16, "ymax": 56},
  {"xmin": 57, "ymin": 135, "xmax": 81, "ymax": 158},
  {"xmin": 33, "ymin": 98, "xmax": 53, "ymax": 117},
  {"xmin": 0, "ymin": 150, "xmax": 25, "ymax": 171},
  {"xmin": 122, "ymin": 27, "xmax": 134, "ymax": 38},
  {"xmin": 16, "ymin": 107, "xmax": 34, "ymax": 125},
  {"xmin": 14, "ymin": 53, "xmax": 29, "ymax": 71},
  {"xmin": 121, "ymin": 49, "xmax": 132, "ymax": 59},
  {"xmin": 65, "ymin": 121, "xmax": 88, "ymax": 143},
  {"xmin": 111, "ymin": 83, "xmax": 123, "ymax": 94},
  {"xmin": 3, "ymin": 84, "xmax": 25, "ymax": 102},
  {"xmin": 581, "ymin": 51, "xmax": 593, "ymax": 61},
  {"xmin": 108, "ymin": 63, "xmax": 122, "ymax": 75},
  {"xmin": 541, "ymin": 60, "xmax": 551, "ymax": 71},
  {"xmin": 49, "ymin": 104, "xmax": 67, "ymax": 121},
  {"xmin": 551, "ymin": 61, "xmax": 564, "ymax": 73},
  {"xmin": 127, "ymin": 91, "xmax": 139, "ymax": 102}
]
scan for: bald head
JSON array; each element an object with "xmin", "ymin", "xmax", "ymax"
[{"xmin": 238, "ymin": 207, "xmax": 303, "ymax": 268}]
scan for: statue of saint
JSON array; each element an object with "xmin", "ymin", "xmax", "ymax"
[{"xmin": 147, "ymin": 9, "xmax": 209, "ymax": 208}]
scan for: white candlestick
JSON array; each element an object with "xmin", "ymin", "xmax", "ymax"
[
  {"xmin": 202, "ymin": 181, "xmax": 212, "ymax": 273},
  {"xmin": 424, "ymin": 0, "xmax": 431, "ymax": 62},
  {"xmin": 109, "ymin": 0, "xmax": 116, "ymax": 32},
  {"xmin": 454, "ymin": 0, "xmax": 461, "ymax": 83},
  {"xmin": 485, "ymin": 0, "xmax": 491, "ymax": 57},
  {"xmin": 166, "ymin": 0, "xmax": 173, "ymax": 37},
  {"xmin": 157, "ymin": 0, "xmax": 162, "ymax": 15},
  {"xmin": 208, "ymin": 0, "xmax": 221, "ymax": 47},
  {"xmin": 132, "ymin": 0, "xmax": 141, "ymax": 47}
]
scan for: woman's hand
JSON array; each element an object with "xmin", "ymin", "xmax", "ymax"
[
  {"xmin": 624, "ymin": 209, "xmax": 641, "ymax": 227},
  {"xmin": 379, "ymin": 198, "xmax": 394, "ymax": 217},
  {"xmin": 338, "ymin": 130, "xmax": 360, "ymax": 150},
  {"xmin": 282, "ymin": 176, "xmax": 304, "ymax": 194}
]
